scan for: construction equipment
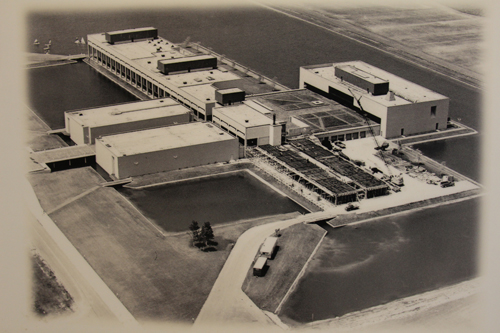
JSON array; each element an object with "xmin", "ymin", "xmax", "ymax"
[
  {"xmin": 348, "ymin": 88, "xmax": 404, "ymax": 187},
  {"xmin": 440, "ymin": 174, "xmax": 455, "ymax": 188}
]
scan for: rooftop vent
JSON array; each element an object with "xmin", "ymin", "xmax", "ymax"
[
  {"xmin": 386, "ymin": 91, "xmax": 395, "ymax": 101},
  {"xmin": 311, "ymin": 100, "xmax": 324, "ymax": 105}
]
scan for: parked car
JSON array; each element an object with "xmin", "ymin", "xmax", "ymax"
[
  {"xmin": 334, "ymin": 141, "xmax": 346, "ymax": 149},
  {"xmin": 345, "ymin": 203, "xmax": 359, "ymax": 211}
]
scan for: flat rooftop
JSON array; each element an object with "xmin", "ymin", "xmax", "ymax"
[
  {"xmin": 88, "ymin": 33, "xmax": 189, "ymax": 61},
  {"xmin": 303, "ymin": 61, "xmax": 448, "ymax": 105},
  {"xmin": 248, "ymin": 89, "xmax": 376, "ymax": 132},
  {"xmin": 166, "ymin": 69, "xmax": 241, "ymax": 88},
  {"xmin": 87, "ymin": 32, "xmax": 280, "ymax": 105},
  {"xmin": 97, "ymin": 122, "xmax": 235, "ymax": 156},
  {"xmin": 31, "ymin": 145, "xmax": 96, "ymax": 164},
  {"xmin": 213, "ymin": 104, "xmax": 273, "ymax": 127},
  {"xmin": 66, "ymin": 98, "xmax": 189, "ymax": 127}
]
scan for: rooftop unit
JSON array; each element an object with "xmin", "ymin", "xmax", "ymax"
[
  {"xmin": 105, "ymin": 27, "xmax": 158, "ymax": 44},
  {"xmin": 157, "ymin": 55, "xmax": 218, "ymax": 75},
  {"xmin": 215, "ymin": 88, "xmax": 246, "ymax": 105},
  {"xmin": 335, "ymin": 65, "xmax": 389, "ymax": 96}
]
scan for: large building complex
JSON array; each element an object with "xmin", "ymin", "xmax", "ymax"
[
  {"xmin": 300, "ymin": 61, "xmax": 449, "ymax": 138},
  {"xmin": 64, "ymin": 98, "xmax": 190, "ymax": 145},
  {"xmin": 87, "ymin": 27, "xmax": 278, "ymax": 122},
  {"xmin": 82, "ymin": 27, "xmax": 453, "ymax": 187},
  {"xmin": 212, "ymin": 103, "xmax": 282, "ymax": 148},
  {"xmin": 212, "ymin": 89, "xmax": 379, "ymax": 146},
  {"xmin": 95, "ymin": 122, "xmax": 238, "ymax": 179}
]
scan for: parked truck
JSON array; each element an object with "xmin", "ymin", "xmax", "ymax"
[{"xmin": 440, "ymin": 174, "xmax": 455, "ymax": 188}]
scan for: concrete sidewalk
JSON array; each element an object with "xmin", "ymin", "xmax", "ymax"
[{"xmin": 193, "ymin": 211, "xmax": 333, "ymax": 329}]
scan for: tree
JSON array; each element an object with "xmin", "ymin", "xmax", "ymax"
[
  {"xmin": 189, "ymin": 221, "xmax": 201, "ymax": 245},
  {"xmin": 201, "ymin": 222, "xmax": 215, "ymax": 246},
  {"xmin": 321, "ymin": 137, "xmax": 333, "ymax": 150}
]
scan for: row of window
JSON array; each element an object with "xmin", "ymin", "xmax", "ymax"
[
  {"xmin": 325, "ymin": 131, "xmax": 367, "ymax": 142},
  {"xmin": 213, "ymin": 116, "xmax": 244, "ymax": 137},
  {"xmin": 88, "ymin": 44, "xmax": 207, "ymax": 120}
]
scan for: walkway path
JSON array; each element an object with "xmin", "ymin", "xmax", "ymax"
[{"xmin": 193, "ymin": 211, "xmax": 335, "ymax": 328}]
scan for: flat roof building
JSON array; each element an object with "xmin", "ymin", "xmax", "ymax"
[
  {"xmin": 212, "ymin": 103, "xmax": 282, "ymax": 147},
  {"xmin": 212, "ymin": 89, "xmax": 381, "ymax": 147},
  {"xmin": 95, "ymin": 122, "xmax": 239, "ymax": 179},
  {"xmin": 64, "ymin": 98, "xmax": 191, "ymax": 145},
  {"xmin": 87, "ymin": 28, "xmax": 280, "ymax": 121},
  {"xmin": 300, "ymin": 61, "xmax": 449, "ymax": 138}
]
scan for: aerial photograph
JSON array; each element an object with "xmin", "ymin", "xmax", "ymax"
[{"xmin": 4, "ymin": 0, "xmax": 498, "ymax": 331}]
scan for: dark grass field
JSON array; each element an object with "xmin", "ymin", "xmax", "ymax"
[
  {"xmin": 242, "ymin": 223, "xmax": 326, "ymax": 312},
  {"xmin": 27, "ymin": 166, "xmax": 311, "ymax": 322},
  {"xmin": 32, "ymin": 252, "xmax": 73, "ymax": 316}
]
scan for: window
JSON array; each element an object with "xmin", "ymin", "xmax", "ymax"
[
  {"xmin": 431, "ymin": 106, "xmax": 437, "ymax": 118},
  {"xmin": 401, "ymin": 128, "xmax": 405, "ymax": 136},
  {"xmin": 436, "ymin": 123, "xmax": 439, "ymax": 130},
  {"xmin": 331, "ymin": 135, "xmax": 337, "ymax": 142},
  {"xmin": 338, "ymin": 134, "xmax": 345, "ymax": 141},
  {"xmin": 353, "ymin": 132, "xmax": 359, "ymax": 140},
  {"xmin": 360, "ymin": 131, "xmax": 366, "ymax": 138},
  {"xmin": 346, "ymin": 133, "xmax": 352, "ymax": 141}
]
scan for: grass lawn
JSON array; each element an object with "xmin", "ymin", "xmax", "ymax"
[
  {"xmin": 29, "ymin": 166, "xmax": 308, "ymax": 323},
  {"xmin": 242, "ymin": 222, "xmax": 326, "ymax": 313},
  {"xmin": 27, "ymin": 167, "xmax": 104, "ymax": 213},
  {"xmin": 32, "ymin": 252, "xmax": 73, "ymax": 316}
]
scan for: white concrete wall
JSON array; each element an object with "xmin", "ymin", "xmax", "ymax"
[
  {"xmin": 385, "ymin": 98, "xmax": 449, "ymax": 138},
  {"xmin": 95, "ymin": 139, "xmax": 117, "ymax": 177},
  {"xmin": 67, "ymin": 117, "xmax": 87, "ymax": 145},
  {"xmin": 299, "ymin": 68, "xmax": 331, "ymax": 91},
  {"xmin": 269, "ymin": 124, "xmax": 282, "ymax": 146},
  {"xmin": 258, "ymin": 137, "xmax": 270, "ymax": 145},
  {"xmin": 213, "ymin": 109, "xmax": 274, "ymax": 145},
  {"xmin": 247, "ymin": 125, "xmax": 269, "ymax": 140},
  {"xmin": 112, "ymin": 139, "xmax": 239, "ymax": 178},
  {"xmin": 300, "ymin": 68, "xmax": 450, "ymax": 139}
]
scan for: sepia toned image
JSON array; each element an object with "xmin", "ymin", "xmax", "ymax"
[{"xmin": 3, "ymin": 0, "xmax": 499, "ymax": 331}]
